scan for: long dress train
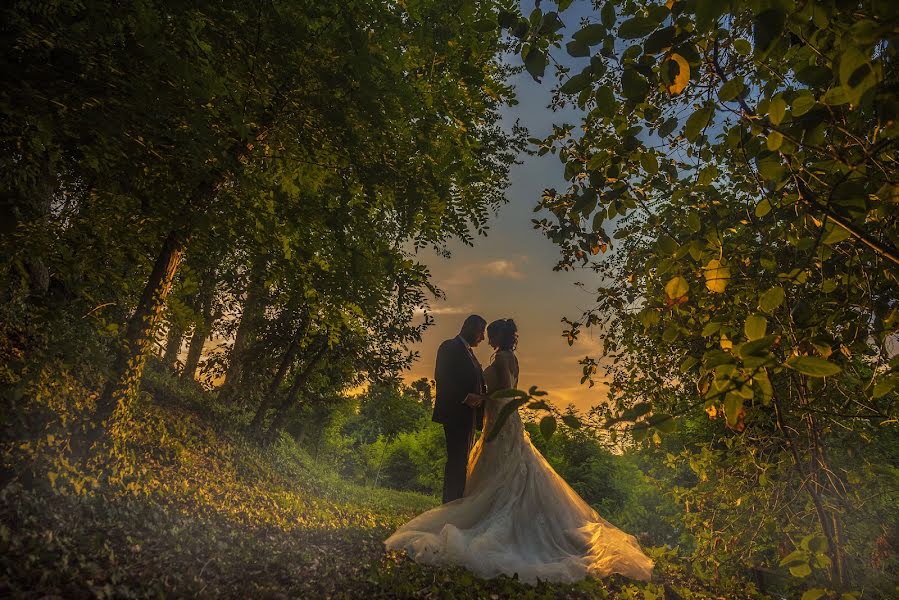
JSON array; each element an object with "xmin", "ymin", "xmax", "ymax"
[{"xmin": 385, "ymin": 351, "xmax": 654, "ymax": 584}]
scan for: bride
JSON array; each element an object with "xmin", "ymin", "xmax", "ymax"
[{"xmin": 385, "ymin": 319, "xmax": 654, "ymax": 584}]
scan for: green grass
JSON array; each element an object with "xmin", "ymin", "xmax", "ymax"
[{"xmin": 0, "ymin": 370, "xmax": 736, "ymax": 598}]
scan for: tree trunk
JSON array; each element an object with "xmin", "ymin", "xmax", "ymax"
[
  {"xmin": 94, "ymin": 229, "xmax": 187, "ymax": 428},
  {"xmin": 182, "ymin": 325, "xmax": 205, "ymax": 381},
  {"xmin": 218, "ymin": 254, "xmax": 267, "ymax": 401},
  {"xmin": 3, "ymin": 152, "xmax": 55, "ymax": 298},
  {"xmin": 773, "ymin": 384, "xmax": 846, "ymax": 590},
  {"xmin": 252, "ymin": 337, "xmax": 327, "ymax": 440},
  {"xmin": 182, "ymin": 270, "xmax": 217, "ymax": 381},
  {"xmin": 26, "ymin": 155, "xmax": 55, "ymax": 297},
  {"xmin": 162, "ymin": 325, "xmax": 184, "ymax": 371},
  {"xmin": 265, "ymin": 305, "xmax": 311, "ymax": 399}
]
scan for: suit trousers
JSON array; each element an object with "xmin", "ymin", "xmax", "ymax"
[{"xmin": 442, "ymin": 422, "xmax": 475, "ymax": 503}]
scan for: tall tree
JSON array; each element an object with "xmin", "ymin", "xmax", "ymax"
[{"xmin": 497, "ymin": 0, "xmax": 897, "ymax": 594}]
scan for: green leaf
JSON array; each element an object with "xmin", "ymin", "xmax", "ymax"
[
  {"xmin": 733, "ymin": 39, "xmax": 752, "ymax": 55},
  {"xmin": 759, "ymin": 286, "xmax": 785, "ymax": 312},
  {"xmin": 872, "ymin": 377, "xmax": 897, "ymax": 399},
  {"xmin": 744, "ymin": 315, "xmax": 768, "ymax": 341},
  {"xmin": 524, "ymin": 48, "xmax": 547, "ymax": 80},
  {"xmin": 701, "ymin": 321, "xmax": 721, "ymax": 337},
  {"xmin": 561, "ymin": 414, "xmax": 581, "ymax": 429},
  {"xmin": 740, "ymin": 335, "xmax": 777, "ymax": 358},
  {"xmin": 650, "ymin": 414, "xmax": 676, "ymax": 433},
  {"xmin": 680, "ymin": 355, "xmax": 699, "ymax": 372},
  {"xmin": 724, "ymin": 392, "xmax": 743, "ymax": 426},
  {"xmin": 801, "ymin": 589, "xmax": 828, "ymax": 600},
  {"xmin": 573, "ymin": 24, "xmax": 606, "ymax": 46},
  {"xmin": 539, "ymin": 11, "xmax": 565, "ymax": 35},
  {"xmin": 769, "ymin": 97, "xmax": 787, "ymax": 125},
  {"xmin": 785, "ymin": 356, "xmax": 842, "ymax": 377},
  {"xmin": 796, "ymin": 65, "xmax": 833, "ymax": 88},
  {"xmin": 718, "ymin": 77, "xmax": 745, "ymax": 102},
  {"xmin": 753, "ymin": 8, "xmax": 786, "ymax": 56},
  {"xmin": 754, "ymin": 369, "xmax": 773, "ymax": 405},
  {"xmin": 757, "ymin": 156, "xmax": 785, "ymax": 182},
  {"xmin": 566, "ymin": 39, "xmax": 591, "ymax": 58},
  {"xmin": 684, "ymin": 104, "xmax": 714, "ymax": 142},
  {"xmin": 766, "ymin": 130, "xmax": 784, "ymax": 151},
  {"xmin": 527, "ymin": 400, "xmax": 552, "ymax": 411},
  {"xmin": 640, "ymin": 152, "xmax": 659, "ymax": 174},
  {"xmin": 658, "ymin": 116, "xmax": 678, "ymax": 137},
  {"xmin": 839, "ymin": 46, "xmax": 878, "ymax": 105},
  {"xmin": 622, "ymin": 402, "xmax": 652, "ymax": 421},
  {"xmin": 791, "ymin": 92, "xmax": 816, "ymax": 117},
  {"xmin": 619, "ymin": 17, "xmax": 658, "ymax": 39},
  {"xmin": 823, "ymin": 86, "xmax": 850, "ymax": 105},
  {"xmin": 644, "ymin": 26, "xmax": 675, "ymax": 54},
  {"xmin": 561, "ymin": 73, "xmax": 591, "ymax": 95},
  {"xmin": 601, "ymin": 2, "xmax": 616, "ymax": 28},
  {"xmin": 594, "ymin": 86, "xmax": 616, "ymax": 117},
  {"xmin": 695, "ymin": 0, "xmax": 727, "ymax": 31},
  {"xmin": 539, "ymin": 415, "xmax": 557, "ymax": 440},
  {"xmin": 662, "ymin": 324, "xmax": 680, "ymax": 342},
  {"xmin": 779, "ymin": 549, "xmax": 809, "ymax": 567},
  {"xmin": 621, "ymin": 68, "xmax": 649, "ymax": 102},
  {"xmin": 789, "ymin": 563, "xmax": 812, "ymax": 578},
  {"xmin": 472, "ymin": 19, "xmax": 497, "ymax": 33},
  {"xmin": 822, "ymin": 222, "xmax": 851, "ymax": 245}
]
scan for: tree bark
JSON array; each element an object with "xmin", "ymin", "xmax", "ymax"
[
  {"xmin": 95, "ymin": 228, "xmax": 187, "ymax": 426},
  {"xmin": 83, "ymin": 133, "xmax": 260, "ymax": 455},
  {"xmin": 773, "ymin": 385, "xmax": 846, "ymax": 590},
  {"xmin": 182, "ymin": 269, "xmax": 217, "ymax": 381},
  {"xmin": 218, "ymin": 253, "xmax": 267, "ymax": 401},
  {"xmin": 162, "ymin": 325, "xmax": 184, "ymax": 371},
  {"xmin": 3, "ymin": 152, "xmax": 56, "ymax": 298},
  {"xmin": 251, "ymin": 337, "xmax": 327, "ymax": 440},
  {"xmin": 265, "ymin": 305, "xmax": 311, "ymax": 399}
]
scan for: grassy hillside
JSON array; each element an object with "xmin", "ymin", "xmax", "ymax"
[{"xmin": 1, "ymin": 368, "xmax": 718, "ymax": 599}]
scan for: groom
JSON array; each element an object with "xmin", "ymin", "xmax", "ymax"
[{"xmin": 432, "ymin": 314, "xmax": 487, "ymax": 503}]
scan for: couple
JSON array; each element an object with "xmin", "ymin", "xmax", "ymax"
[{"xmin": 385, "ymin": 315, "xmax": 654, "ymax": 584}]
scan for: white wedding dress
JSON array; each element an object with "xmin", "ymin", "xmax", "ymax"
[{"xmin": 385, "ymin": 350, "xmax": 654, "ymax": 584}]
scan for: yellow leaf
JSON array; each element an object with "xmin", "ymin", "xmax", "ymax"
[
  {"xmin": 666, "ymin": 53, "xmax": 690, "ymax": 95},
  {"xmin": 704, "ymin": 259, "xmax": 730, "ymax": 293},
  {"xmin": 664, "ymin": 276, "xmax": 689, "ymax": 300},
  {"xmin": 720, "ymin": 334, "xmax": 733, "ymax": 351}
]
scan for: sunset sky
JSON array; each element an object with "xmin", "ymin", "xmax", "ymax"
[{"xmin": 403, "ymin": 5, "xmax": 610, "ymax": 413}]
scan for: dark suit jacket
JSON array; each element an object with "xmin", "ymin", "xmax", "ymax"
[{"xmin": 432, "ymin": 336, "xmax": 485, "ymax": 430}]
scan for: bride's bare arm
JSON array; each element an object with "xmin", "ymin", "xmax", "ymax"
[{"xmin": 492, "ymin": 351, "xmax": 516, "ymax": 391}]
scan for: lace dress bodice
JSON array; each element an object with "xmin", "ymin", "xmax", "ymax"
[{"xmin": 480, "ymin": 350, "xmax": 521, "ymax": 442}]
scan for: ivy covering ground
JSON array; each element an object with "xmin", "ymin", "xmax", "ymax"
[{"xmin": 2, "ymin": 370, "xmax": 735, "ymax": 599}]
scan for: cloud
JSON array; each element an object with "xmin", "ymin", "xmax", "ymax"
[
  {"xmin": 413, "ymin": 305, "xmax": 473, "ymax": 317},
  {"xmin": 443, "ymin": 257, "xmax": 528, "ymax": 287},
  {"xmin": 481, "ymin": 259, "xmax": 525, "ymax": 279}
]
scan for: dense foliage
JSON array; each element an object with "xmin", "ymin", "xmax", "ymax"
[
  {"xmin": 490, "ymin": 0, "xmax": 898, "ymax": 597},
  {"xmin": 1, "ymin": 0, "xmax": 522, "ymax": 451},
  {"xmin": 3, "ymin": 0, "xmax": 897, "ymax": 598}
]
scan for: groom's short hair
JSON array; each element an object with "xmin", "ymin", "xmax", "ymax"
[{"xmin": 462, "ymin": 314, "xmax": 487, "ymax": 330}]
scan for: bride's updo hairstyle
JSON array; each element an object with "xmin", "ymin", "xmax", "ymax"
[{"xmin": 487, "ymin": 319, "xmax": 518, "ymax": 352}]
